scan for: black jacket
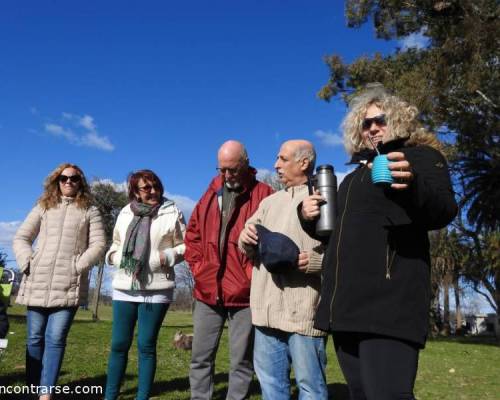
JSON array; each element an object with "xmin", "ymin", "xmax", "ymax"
[
  {"xmin": 301, "ymin": 140, "xmax": 457, "ymax": 347},
  {"xmin": 0, "ymin": 299, "xmax": 8, "ymax": 339}
]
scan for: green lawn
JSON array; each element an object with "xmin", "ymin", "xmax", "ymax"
[{"xmin": 1, "ymin": 305, "xmax": 499, "ymax": 399}]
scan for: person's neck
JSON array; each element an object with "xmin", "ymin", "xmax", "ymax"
[{"xmin": 285, "ymin": 178, "xmax": 308, "ymax": 189}]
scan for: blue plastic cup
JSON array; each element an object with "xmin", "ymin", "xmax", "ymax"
[{"xmin": 371, "ymin": 155, "xmax": 393, "ymax": 186}]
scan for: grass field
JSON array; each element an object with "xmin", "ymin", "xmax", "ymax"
[{"xmin": 1, "ymin": 305, "xmax": 499, "ymax": 399}]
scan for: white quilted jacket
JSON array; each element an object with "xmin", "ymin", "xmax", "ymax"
[{"xmin": 13, "ymin": 197, "xmax": 106, "ymax": 307}]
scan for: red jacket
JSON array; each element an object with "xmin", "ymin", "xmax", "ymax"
[{"xmin": 184, "ymin": 168, "xmax": 273, "ymax": 307}]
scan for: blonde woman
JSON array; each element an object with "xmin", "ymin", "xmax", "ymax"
[
  {"xmin": 300, "ymin": 86, "xmax": 457, "ymax": 399},
  {"xmin": 13, "ymin": 163, "xmax": 106, "ymax": 399}
]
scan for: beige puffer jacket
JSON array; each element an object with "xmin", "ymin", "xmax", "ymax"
[{"xmin": 13, "ymin": 197, "xmax": 106, "ymax": 307}]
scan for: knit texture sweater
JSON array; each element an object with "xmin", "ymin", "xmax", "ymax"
[{"xmin": 239, "ymin": 184, "xmax": 326, "ymax": 337}]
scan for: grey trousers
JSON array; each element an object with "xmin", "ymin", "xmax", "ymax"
[{"xmin": 189, "ymin": 300, "xmax": 254, "ymax": 400}]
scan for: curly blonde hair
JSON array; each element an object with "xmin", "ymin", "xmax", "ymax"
[
  {"xmin": 38, "ymin": 163, "xmax": 93, "ymax": 210},
  {"xmin": 343, "ymin": 85, "xmax": 440, "ymax": 155}
]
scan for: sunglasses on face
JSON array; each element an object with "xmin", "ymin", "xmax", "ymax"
[
  {"xmin": 138, "ymin": 184, "xmax": 160, "ymax": 193},
  {"xmin": 216, "ymin": 166, "xmax": 239, "ymax": 175},
  {"xmin": 362, "ymin": 114, "xmax": 386, "ymax": 130},
  {"xmin": 59, "ymin": 174, "xmax": 81, "ymax": 184}
]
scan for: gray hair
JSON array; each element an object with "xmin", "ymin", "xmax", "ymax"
[{"xmin": 294, "ymin": 145, "xmax": 316, "ymax": 173}]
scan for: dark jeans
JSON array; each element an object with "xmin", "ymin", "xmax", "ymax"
[
  {"xmin": 105, "ymin": 300, "xmax": 169, "ymax": 400},
  {"xmin": 333, "ymin": 332, "xmax": 419, "ymax": 400},
  {"xmin": 26, "ymin": 306, "xmax": 78, "ymax": 395}
]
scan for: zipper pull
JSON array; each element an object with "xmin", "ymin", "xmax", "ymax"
[{"xmin": 385, "ymin": 270, "xmax": 391, "ymax": 279}]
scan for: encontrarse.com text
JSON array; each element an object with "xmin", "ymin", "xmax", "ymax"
[{"xmin": 0, "ymin": 385, "xmax": 103, "ymax": 395}]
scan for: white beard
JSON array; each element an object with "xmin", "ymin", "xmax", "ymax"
[{"xmin": 225, "ymin": 181, "xmax": 241, "ymax": 190}]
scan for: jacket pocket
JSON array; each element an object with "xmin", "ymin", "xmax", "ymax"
[{"xmin": 149, "ymin": 249, "xmax": 162, "ymax": 272}]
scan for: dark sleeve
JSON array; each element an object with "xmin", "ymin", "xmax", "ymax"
[
  {"xmin": 0, "ymin": 299, "xmax": 8, "ymax": 339},
  {"xmin": 297, "ymin": 202, "xmax": 324, "ymax": 242},
  {"xmin": 403, "ymin": 146, "xmax": 458, "ymax": 230}
]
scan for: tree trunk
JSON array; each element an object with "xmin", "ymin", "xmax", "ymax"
[
  {"xmin": 442, "ymin": 275, "xmax": 451, "ymax": 336},
  {"xmin": 453, "ymin": 273, "xmax": 463, "ymax": 334},
  {"xmin": 92, "ymin": 261, "xmax": 105, "ymax": 322}
]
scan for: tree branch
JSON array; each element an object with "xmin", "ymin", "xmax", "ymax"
[{"xmin": 472, "ymin": 287, "xmax": 497, "ymax": 311}]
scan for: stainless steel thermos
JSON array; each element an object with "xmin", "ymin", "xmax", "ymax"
[{"xmin": 308, "ymin": 164, "xmax": 337, "ymax": 236}]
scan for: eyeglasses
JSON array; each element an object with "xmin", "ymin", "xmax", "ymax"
[
  {"xmin": 138, "ymin": 184, "xmax": 160, "ymax": 193},
  {"xmin": 216, "ymin": 167, "xmax": 240, "ymax": 175},
  {"xmin": 362, "ymin": 114, "xmax": 386, "ymax": 130},
  {"xmin": 59, "ymin": 175, "xmax": 81, "ymax": 184}
]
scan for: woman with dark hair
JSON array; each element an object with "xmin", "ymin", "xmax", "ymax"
[
  {"xmin": 104, "ymin": 169, "xmax": 186, "ymax": 400},
  {"xmin": 13, "ymin": 163, "xmax": 106, "ymax": 399},
  {"xmin": 300, "ymin": 86, "xmax": 457, "ymax": 399}
]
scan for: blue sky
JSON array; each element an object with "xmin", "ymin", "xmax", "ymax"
[{"xmin": 0, "ymin": 1, "xmax": 426, "ymax": 266}]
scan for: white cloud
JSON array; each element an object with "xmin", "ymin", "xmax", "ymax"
[
  {"xmin": 81, "ymin": 131, "xmax": 114, "ymax": 151},
  {"xmin": 79, "ymin": 114, "xmax": 96, "ymax": 131},
  {"xmin": 315, "ymin": 130, "xmax": 344, "ymax": 147},
  {"xmin": 256, "ymin": 168, "xmax": 274, "ymax": 180},
  {"xmin": 0, "ymin": 221, "xmax": 21, "ymax": 250},
  {"xmin": 166, "ymin": 192, "xmax": 197, "ymax": 219},
  {"xmin": 45, "ymin": 123, "xmax": 78, "ymax": 142},
  {"xmin": 399, "ymin": 30, "xmax": 429, "ymax": 50},
  {"xmin": 43, "ymin": 112, "xmax": 115, "ymax": 151}
]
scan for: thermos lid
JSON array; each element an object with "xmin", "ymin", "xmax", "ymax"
[{"xmin": 316, "ymin": 164, "xmax": 334, "ymax": 172}]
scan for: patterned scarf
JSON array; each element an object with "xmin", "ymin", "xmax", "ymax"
[{"xmin": 120, "ymin": 199, "xmax": 161, "ymax": 289}]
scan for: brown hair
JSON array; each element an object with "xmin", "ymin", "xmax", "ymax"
[
  {"xmin": 127, "ymin": 170, "xmax": 164, "ymax": 201},
  {"xmin": 38, "ymin": 163, "xmax": 92, "ymax": 210}
]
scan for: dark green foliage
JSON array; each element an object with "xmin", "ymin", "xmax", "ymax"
[
  {"xmin": 91, "ymin": 181, "xmax": 129, "ymax": 247},
  {"xmin": 321, "ymin": 0, "xmax": 500, "ymax": 231}
]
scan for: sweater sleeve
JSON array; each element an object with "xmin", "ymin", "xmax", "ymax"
[
  {"xmin": 12, "ymin": 205, "xmax": 42, "ymax": 273},
  {"xmin": 304, "ymin": 244, "xmax": 324, "ymax": 275},
  {"xmin": 403, "ymin": 146, "xmax": 458, "ymax": 230},
  {"xmin": 76, "ymin": 206, "xmax": 107, "ymax": 274},
  {"xmin": 237, "ymin": 198, "xmax": 267, "ymax": 259}
]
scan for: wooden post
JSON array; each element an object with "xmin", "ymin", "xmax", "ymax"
[{"xmin": 92, "ymin": 260, "xmax": 105, "ymax": 321}]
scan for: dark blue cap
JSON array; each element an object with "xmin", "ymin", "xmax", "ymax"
[{"xmin": 255, "ymin": 224, "xmax": 300, "ymax": 273}]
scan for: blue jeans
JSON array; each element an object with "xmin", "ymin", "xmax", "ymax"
[
  {"xmin": 26, "ymin": 306, "xmax": 77, "ymax": 395},
  {"xmin": 254, "ymin": 326, "xmax": 328, "ymax": 400}
]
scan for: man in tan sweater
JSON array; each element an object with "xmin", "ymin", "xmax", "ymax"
[{"xmin": 239, "ymin": 140, "xmax": 327, "ymax": 400}]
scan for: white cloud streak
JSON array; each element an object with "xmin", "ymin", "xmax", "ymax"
[
  {"xmin": 0, "ymin": 221, "xmax": 21, "ymax": 250},
  {"xmin": 43, "ymin": 112, "xmax": 115, "ymax": 151},
  {"xmin": 314, "ymin": 130, "xmax": 344, "ymax": 147},
  {"xmin": 399, "ymin": 30, "xmax": 429, "ymax": 50}
]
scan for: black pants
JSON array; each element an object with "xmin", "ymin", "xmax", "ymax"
[{"xmin": 333, "ymin": 332, "xmax": 420, "ymax": 400}]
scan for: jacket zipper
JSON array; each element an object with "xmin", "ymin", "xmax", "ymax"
[
  {"xmin": 329, "ymin": 168, "xmax": 362, "ymax": 325},
  {"xmin": 44, "ymin": 202, "xmax": 69, "ymax": 306},
  {"xmin": 385, "ymin": 245, "xmax": 396, "ymax": 279}
]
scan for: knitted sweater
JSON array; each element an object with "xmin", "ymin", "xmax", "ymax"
[{"xmin": 239, "ymin": 184, "xmax": 326, "ymax": 337}]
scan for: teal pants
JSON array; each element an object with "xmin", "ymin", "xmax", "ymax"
[{"xmin": 105, "ymin": 300, "xmax": 169, "ymax": 400}]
